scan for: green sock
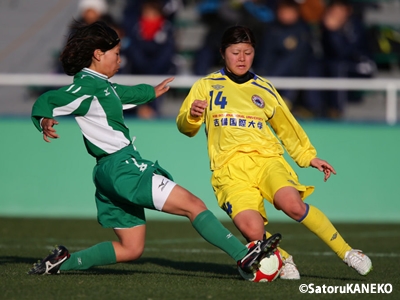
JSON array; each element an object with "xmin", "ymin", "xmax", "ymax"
[
  {"xmin": 60, "ymin": 241, "xmax": 116, "ymax": 271},
  {"xmin": 192, "ymin": 210, "xmax": 248, "ymax": 262}
]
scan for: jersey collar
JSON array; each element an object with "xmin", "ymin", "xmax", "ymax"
[
  {"xmin": 81, "ymin": 68, "xmax": 108, "ymax": 80},
  {"xmin": 221, "ymin": 67, "xmax": 255, "ymax": 84}
]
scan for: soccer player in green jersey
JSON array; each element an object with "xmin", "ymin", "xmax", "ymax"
[
  {"xmin": 28, "ymin": 21, "xmax": 282, "ymax": 276},
  {"xmin": 177, "ymin": 25, "xmax": 372, "ymax": 278}
]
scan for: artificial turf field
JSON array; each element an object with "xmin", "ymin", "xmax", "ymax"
[{"xmin": 0, "ymin": 218, "xmax": 399, "ymax": 300}]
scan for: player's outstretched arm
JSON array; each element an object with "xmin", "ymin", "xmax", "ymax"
[
  {"xmin": 41, "ymin": 118, "xmax": 59, "ymax": 143},
  {"xmin": 310, "ymin": 158, "xmax": 337, "ymax": 182},
  {"xmin": 154, "ymin": 77, "xmax": 174, "ymax": 98}
]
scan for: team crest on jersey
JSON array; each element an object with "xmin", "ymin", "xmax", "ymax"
[
  {"xmin": 212, "ymin": 84, "xmax": 224, "ymax": 90},
  {"xmin": 251, "ymin": 95, "xmax": 265, "ymax": 108}
]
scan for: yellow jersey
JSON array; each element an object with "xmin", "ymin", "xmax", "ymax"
[{"xmin": 176, "ymin": 69, "xmax": 317, "ymax": 170}]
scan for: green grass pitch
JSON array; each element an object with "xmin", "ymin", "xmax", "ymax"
[{"xmin": 0, "ymin": 218, "xmax": 399, "ymax": 300}]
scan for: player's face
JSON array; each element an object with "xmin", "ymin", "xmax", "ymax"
[
  {"xmin": 223, "ymin": 43, "xmax": 254, "ymax": 76},
  {"xmin": 98, "ymin": 43, "xmax": 121, "ymax": 78}
]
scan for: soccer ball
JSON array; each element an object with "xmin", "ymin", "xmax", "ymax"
[{"xmin": 238, "ymin": 241, "xmax": 283, "ymax": 282}]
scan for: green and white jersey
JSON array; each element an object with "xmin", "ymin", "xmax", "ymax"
[{"xmin": 32, "ymin": 68, "xmax": 155, "ymax": 159}]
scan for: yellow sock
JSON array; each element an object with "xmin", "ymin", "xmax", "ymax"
[
  {"xmin": 265, "ymin": 231, "xmax": 290, "ymax": 260},
  {"xmin": 300, "ymin": 205, "xmax": 351, "ymax": 259}
]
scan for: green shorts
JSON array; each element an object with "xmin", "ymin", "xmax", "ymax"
[{"xmin": 93, "ymin": 145, "xmax": 174, "ymax": 228}]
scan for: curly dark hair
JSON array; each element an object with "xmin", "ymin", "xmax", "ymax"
[
  {"xmin": 60, "ymin": 21, "xmax": 120, "ymax": 76},
  {"xmin": 220, "ymin": 26, "xmax": 256, "ymax": 54}
]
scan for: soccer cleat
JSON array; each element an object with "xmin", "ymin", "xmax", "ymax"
[
  {"xmin": 28, "ymin": 245, "xmax": 70, "ymax": 275},
  {"xmin": 238, "ymin": 233, "xmax": 281, "ymax": 273},
  {"xmin": 343, "ymin": 249, "xmax": 372, "ymax": 276},
  {"xmin": 279, "ymin": 255, "xmax": 300, "ymax": 280}
]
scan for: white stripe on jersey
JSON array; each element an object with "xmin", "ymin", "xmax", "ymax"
[
  {"xmin": 53, "ymin": 95, "xmax": 91, "ymax": 116},
  {"xmin": 122, "ymin": 104, "xmax": 137, "ymax": 110},
  {"xmin": 75, "ymin": 96, "xmax": 130, "ymax": 154}
]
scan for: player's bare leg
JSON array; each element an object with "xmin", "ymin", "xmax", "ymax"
[
  {"xmin": 161, "ymin": 184, "xmax": 207, "ymax": 221},
  {"xmin": 162, "ymin": 184, "xmax": 281, "ymax": 274},
  {"xmin": 113, "ymin": 225, "xmax": 146, "ymax": 262},
  {"xmin": 28, "ymin": 224, "xmax": 146, "ymax": 275},
  {"xmin": 274, "ymin": 187, "xmax": 308, "ymax": 220},
  {"xmin": 233, "ymin": 210, "xmax": 265, "ymax": 242},
  {"xmin": 233, "ymin": 209, "xmax": 300, "ymax": 279}
]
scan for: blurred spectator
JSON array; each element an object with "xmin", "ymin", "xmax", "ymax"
[
  {"xmin": 57, "ymin": 0, "xmax": 123, "ymax": 74},
  {"xmin": 77, "ymin": 0, "xmax": 109, "ymax": 24},
  {"xmin": 368, "ymin": 24, "xmax": 400, "ymax": 72},
  {"xmin": 28, "ymin": 0, "xmax": 123, "ymax": 97},
  {"xmin": 256, "ymin": 0, "xmax": 318, "ymax": 115},
  {"xmin": 295, "ymin": 0, "xmax": 327, "ymax": 119},
  {"xmin": 121, "ymin": 0, "xmax": 178, "ymax": 119},
  {"xmin": 121, "ymin": 0, "xmax": 183, "ymax": 32},
  {"xmin": 192, "ymin": 0, "xmax": 275, "ymax": 75},
  {"xmin": 296, "ymin": 0, "xmax": 325, "ymax": 25},
  {"xmin": 320, "ymin": 0, "xmax": 376, "ymax": 119}
]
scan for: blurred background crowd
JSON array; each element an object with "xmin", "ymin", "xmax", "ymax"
[{"xmin": 3, "ymin": 0, "xmax": 400, "ymax": 121}]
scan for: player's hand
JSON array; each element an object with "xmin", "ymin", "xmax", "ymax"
[
  {"xmin": 154, "ymin": 77, "xmax": 174, "ymax": 98},
  {"xmin": 190, "ymin": 100, "xmax": 208, "ymax": 118},
  {"xmin": 41, "ymin": 118, "xmax": 59, "ymax": 143},
  {"xmin": 310, "ymin": 158, "xmax": 336, "ymax": 182}
]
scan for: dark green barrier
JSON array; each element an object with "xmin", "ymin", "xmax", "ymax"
[{"xmin": 1, "ymin": 118, "xmax": 399, "ymax": 223}]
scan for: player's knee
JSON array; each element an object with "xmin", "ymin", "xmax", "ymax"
[
  {"xmin": 125, "ymin": 245, "xmax": 145, "ymax": 261},
  {"xmin": 193, "ymin": 196, "xmax": 207, "ymax": 210},
  {"xmin": 274, "ymin": 187, "xmax": 306, "ymax": 219},
  {"xmin": 177, "ymin": 193, "xmax": 208, "ymax": 221},
  {"xmin": 187, "ymin": 195, "xmax": 207, "ymax": 216},
  {"xmin": 242, "ymin": 226, "xmax": 264, "ymax": 242},
  {"xmin": 283, "ymin": 201, "xmax": 307, "ymax": 220},
  {"xmin": 233, "ymin": 211, "xmax": 265, "ymax": 241}
]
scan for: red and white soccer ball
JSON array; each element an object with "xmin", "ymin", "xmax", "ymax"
[{"xmin": 238, "ymin": 241, "xmax": 283, "ymax": 282}]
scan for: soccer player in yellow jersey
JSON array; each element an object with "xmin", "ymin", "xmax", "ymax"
[{"xmin": 177, "ymin": 25, "xmax": 372, "ymax": 279}]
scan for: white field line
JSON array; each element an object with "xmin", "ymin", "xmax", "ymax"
[
  {"xmin": 1, "ymin": 230, "xmax": 398, "ymax": 247},
  {"xmin": 1, "ymin": 230, "xmax": 399, "ymax": 256},
  {"xmin": 0, "ymin": 244, "xmax": 399, "ymax": 258},
  {"xmin": 143, "ymin": 248, "xmax": 400, "ymax": 257}
]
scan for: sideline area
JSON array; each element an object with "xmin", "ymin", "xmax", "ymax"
[{"xmin": 1, "ymin": 118, "xmax": 399, "ymax": 223}]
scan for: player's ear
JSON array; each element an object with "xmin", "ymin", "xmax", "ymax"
[{"xmin": 93, "ymin": 49, "xmax": 103, "ymax": 61}]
